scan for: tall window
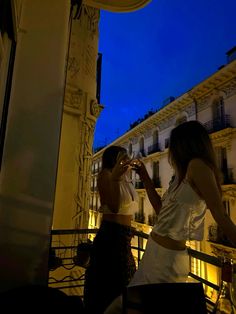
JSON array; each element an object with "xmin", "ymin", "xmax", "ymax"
[
  {"xmin": 139, "ymin": 137, "xmax": 145, "ymax": 156},
  {"xmin": 153, "ymin": 130, "xmax": 158, "ymax": 145},
  {"xmin": 129, "ymin": 143, "xmax": 132, "ymax": 156},
  {"xmin": 212, "ymin": 98, "xmax": 227, "ymax": 131},
  {"xmin": 213, "ymin": 98, "xmax": 224, "ymax": 121}
]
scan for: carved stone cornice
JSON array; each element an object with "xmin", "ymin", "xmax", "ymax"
[
  {"xmin": 210, "ymin": 128, "xmax": 236, "ymax": 149},
  {"xmin": 93, "ymin": 61, "xmax": 236, "ymax": 157},
  {"xmin": 144, "ymin": 130, "xmax": 152, "ymax": 139},
  {"xmin": 220, "ymin": 78, "xmax": 236, "ymax": 98}
]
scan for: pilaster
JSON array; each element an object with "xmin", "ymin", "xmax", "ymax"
[{"xmin": 53, "ymin": 3, "xmax": 103, "ymax": 231}]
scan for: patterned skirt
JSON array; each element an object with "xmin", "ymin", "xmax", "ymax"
[{"xmin": 83, "ymin": 220, "xmax": 136, "ymax": 314}]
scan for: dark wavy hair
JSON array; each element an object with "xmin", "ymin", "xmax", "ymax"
[
  {"xmin": 102, "ymin": 146, "xmax": 127, "ymax": 170},
  {"xmin": 168, "ymin": 120, "xmax": 221, "ymax": 191}
]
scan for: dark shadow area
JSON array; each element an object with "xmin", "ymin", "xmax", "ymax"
[
  {"xmin": 123, "ymin": 282, "xmax": 207, "ymax": 314},
  {"xmin": 0, "ymin": 284, "xmax": 85, "ymax": 313}
]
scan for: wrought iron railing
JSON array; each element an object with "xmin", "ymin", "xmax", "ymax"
[
  {"xmin": 48, "ymin": 228, "xmax": 235, "ymax": 313},
  {"xmin": 203, "ymin": 115, "xmax": 231, "ymax": 133},
  {"xmin": 135, "ymin": 181, "xmax": 144, "ymax": 189},
  {"xmin": 147, "ymin": 143, "xmax": 161, "ymax": 155}
]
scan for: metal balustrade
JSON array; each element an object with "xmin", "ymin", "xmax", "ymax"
[
  {"xmin": 48, "ymin": 228, "xmax": 235, "ymax": 313},
  {"xmin": 203, "ymin": 115, "xmax": 231, "ymax": 133}
]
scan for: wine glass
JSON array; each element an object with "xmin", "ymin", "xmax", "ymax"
[
  {"xmin": 130, "ymin": 152, "xmax": 142, "ymax": 170},
  {"xmin": 119, "ymin": 151, "xmax": 134, "ymax": 165}
]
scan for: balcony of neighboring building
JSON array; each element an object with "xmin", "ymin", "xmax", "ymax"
[
  {"xmin": 147, "ymin": 143, "xmax": 161, "ymax": 155},
  {"xmin": 134, "ymin": 211, "xmax": 145, "ymax": 224},
  {"xmin": 153, "ymin": 177, "xmax": 161, "ymax": 188},
  {"xmin": 221, "ymin": 166, "xmax": 235, "ymax": 185},
  {"xmin": 203, "ymin": 114, "xmax": 232, "ymax": 133},
  {"xmin": 135, "ymin": 181, "xmax": 144, "ymax": 189}
]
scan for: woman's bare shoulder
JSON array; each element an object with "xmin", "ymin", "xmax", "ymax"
[
  {"xmin": 187, "ymin": 158, "xmax": 214, "ymax": 183},
  {"xmin": 188, "ymin": 158, "xmax": 211, "ymax": 172}
]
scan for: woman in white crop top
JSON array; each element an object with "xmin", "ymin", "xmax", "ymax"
[
  {"xmin": 104, "ymin": 121, "xmax": 236, "ymax": 314},
  {"xmin": 84, "ymin": 145, "xmax": 138, "ymax": 314}
]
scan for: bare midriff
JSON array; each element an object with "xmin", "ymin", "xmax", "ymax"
[
  {"xmin": 151, "ymin": 231, "xmax": 186, "ymax": 251},
  {"xmin": 102, "ymin": 213, "xmax": 133, "ymax": 226}
]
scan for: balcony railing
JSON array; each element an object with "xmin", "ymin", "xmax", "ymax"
[
  {"xmin": 147, "ymin": 143, "xmax": 161, "ymax": 155},
  {"xmin": 203, "ymin": 115, "xmax": 231, "ymax": 134},
  {"xmin": 134, "ymin": 212, "xmax": 145, "ymax": 224},
  {"xmin": 135, "ymin": 181, "xmax": 144, "ymax": 189},
  {"xmin": 49, "ymin": 228, "xmax": 236, "ymax": 313},
  {"xmin": 221, "ymin": 167, "xmax": 235, "ymax": 185},
  {"xmin": 153, "ymin": 177, "xmax": 161, "ymax": 188}
]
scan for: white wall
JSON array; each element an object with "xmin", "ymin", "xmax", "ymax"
[{"xmin": 0, "ymin": 0, "xmax": 70, "ymax": 291}]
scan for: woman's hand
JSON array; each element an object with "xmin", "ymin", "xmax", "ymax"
[
  {"xmin": 111, "ymin": 152, "xmax": 130, "ymax": 181},
  {"xmin": 132, "ymin": 159, "xmax": 162, "ymax": 215},
  {"xmin": 131, "ymin": 159, "xmax": 149, "ymax": 180}
]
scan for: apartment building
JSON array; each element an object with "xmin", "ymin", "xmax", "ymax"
[{"xmin": 90, "ymin": 46, "xmax": 236, "ymax": 256}]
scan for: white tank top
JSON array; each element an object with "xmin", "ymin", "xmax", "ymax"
[
  {"xmin": 99, "ymin": 175, "xmax": 138, "ymax": 215},
  {"xmin": 152, "ymin": 176, "xmax": 207, "ymax": 241}
]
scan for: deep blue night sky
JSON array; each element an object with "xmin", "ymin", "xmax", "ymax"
[{"xmin": 93, "ymin": 0, "xmax": 236, "ymax": 149}]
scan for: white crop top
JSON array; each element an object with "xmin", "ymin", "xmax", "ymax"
[
  {"xmin": 152, "ymin": 176, "xmax": 207, "ymax": 241},
  {"xmin": 99, "ymin": 175, "xmax": 138, "ymax": 216}
]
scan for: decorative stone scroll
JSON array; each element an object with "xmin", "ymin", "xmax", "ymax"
[{"xmin": 90, "ymin": 99, "xmax": 103, "ymax": 118}]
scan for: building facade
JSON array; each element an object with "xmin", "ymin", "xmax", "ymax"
[{"xmin": 90, "ymin": 47, "xmax": 236, "ymax": 257}]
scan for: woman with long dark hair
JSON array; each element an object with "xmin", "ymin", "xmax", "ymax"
[{"xmin": 84, "ymin": 146, "xmax": 138, "ymax": 314}]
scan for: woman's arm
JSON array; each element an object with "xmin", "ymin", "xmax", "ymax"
[
  {"xmin": 187, "ymin": 158, "xmax": 236, "ymax": 246},
  {"xmin": 136, "ymin": 161, "xmax": 162, "ymax": 215}
]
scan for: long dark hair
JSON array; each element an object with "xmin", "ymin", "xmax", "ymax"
[
  {"xmin": 168, "ymin": 120, "xmax": 221, "ymax": 191},
  {"xmin": 102, "ymin": 146, "xmax": 127, "ymax": 170}
]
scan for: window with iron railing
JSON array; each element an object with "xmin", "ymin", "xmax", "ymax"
[
  {"xmin": 203, "ymin": 115, "xmax": 231, "ymax": 133},
  {"xmin": 165, "ymin": 138, "xmax": 169, "ymax": 149},
  {"xmin": 147, "ymin": 143, "xmax": 161, "ymax": 155},
  {"xmin": 135, "ymin": 181, "xmax": 144, "ymax": 189},
  {"xmin": 134, "ymin": 212, "xmax": 145, "ymax": 224},
  {"xmin": 148, "ymin": 213, "xmax": 158, "ymax": 226}
]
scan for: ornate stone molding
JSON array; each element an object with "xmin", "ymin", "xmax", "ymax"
[
  {"xmin": 210, "ymin": 128, "xmax": 236, "ymax": 149},
  {"xmin": 84, "ymin": 0, "xmax": 151, "ymax": 12},
  {"xmin": 93, "ymin": 61, "xmax": 236, "ymax": 155},
  {"xmin": 222, "ymin": 185, "xmax": 236, "ymax": 199},
  {"xmin": 132, "ymin": 137, "xmax": 139, "ymax": 145},
  {"xmin": 221, "ymin": 79, "xmax": 236, "ymax": 98},
  {"xmin": 83, "ymin": 5, "xmax": 100, "ymax": 37},
  {"xmin": 144, "ymin": 130, "xmax": 152, "ymax": 139},
  {"xmin": 64, "ymin": 85, "xmax": 84, "ymax": 109},
  {"xmin": 90, "ymin": 99, "xmax": 104, "ymax": 118}
]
